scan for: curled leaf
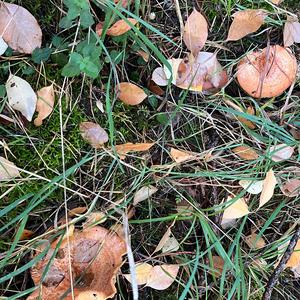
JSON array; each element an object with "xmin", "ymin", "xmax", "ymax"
[
  {"xmin": 227, "ymin": 9, "xmax": 267, "ymax": 41},
  {"xmin": 80, "ymin": 122, "xmax": 108, "ymax": 149},
  {"xmin": 0, "ymin": 156, "xmax": 20, "ymax": 181},
  {"xmin": 146, "ymin": 265, "xmax": 179, "ymax": 290},
  {"xmin": 115, "ymin": 142, "xmax": 154, "ymax": 159},
  {"xmin": 133, "ymin": 185, "xmax": 158, "ymax": 206},
  {"xmin": 232, "ymin": 145, "xmax": 259, "ymax": 160},
  {"xmin": 6, "ymin": 75, "xmax": 37, "ymax": 121},
  {"xmin": 34, "ymin": 84, "xmax": 55, "ymax": 126},
  {"xmin": 183, "ymin": 9, "xmax": 208, "ymax": 55},
  {"xmin": 0, "ymin": 2, "xmax": 42, "ymax": 54},
  {"xmin": 259, "ymin": 169, "xmax": 277, "ymax": 208},
  {"xmin": 117, "ymin": 82, "xmax": 147, "ymax": 105},
  {"xmin": 269, "ymin": 144, "xmax": 294, "ymax": 162}
]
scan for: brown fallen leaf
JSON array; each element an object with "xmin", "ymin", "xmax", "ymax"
[
  {"xmin": 259, "ymin": 169, "xmax": 277, "ymax": 208},
  {"xmin": 137, "ymin": 50, "xmax": 149, "ymax": 62},
  {"xmin": 133, "ymin": 185, "xmax": 158, "ymax": 206},
  {"xmin": 0, "ymin": 2, "xmax": 42, "ymax": 54},
  {"xmin": 117, "ymin": 82, "xmax": 147, "ymax": 105},
  {"xmin": 269, "ymin": 144, "xmax": 294, "ymax": 162},
  {"xmin": 237, "ymin": 45, "xmax": 297, "ymax": 98},
  {"xmin": 271, "ymin": 0, "xmax": 284, "ymax": 4},
  {"xmin": 285, "ymin": 240, "xmax": 300, "ymax": 277},
  {"xmin": 209, "ymin": 256, "xmax": 225, "ymax": 277},
  {"xmin": 227, "ymin": 9, "xmax": 267, "ymax": 41},
  {"xmin": 83, "ymin": 212, "xmax": 107, "ymax": 228},
  {"xmin": 19, "ymin": 229, "xmax": 34, "ymax": 241},
  {"xmin": 124, "ymin": 263, "xmax": 153, "ymax": 285},
  {"xmin": 34, "ymin": 85, "xmax": 55, "ymax": 126},
  {"xmin": 0, "ymin": 156, "xmax": 20, "ymax": 181},
  {"xmin": 237, "ymin": 106, "xmax": 256, "ymax": 129},
  {"xmin": 68, "ymin": 206, "xmax": 87, "ymax": 217},
  {"xmin": 245, "ymin": 232, "xmax": 266, "ymax": 249},
  {"xmin": 280, "ymin": 179, "xmax": 300, "ymax": 197},
  {"xmin": 183, "ymin": 9, "xmax": 208, "ymax": 56},
  {"xmin": 115, "ymin": 142, "xmax": 154, "ymax": 159},
  {"xmin": 28, "ymin": 226, "xmax": 126, "ymax": 300},
  {"xmin": 97, "ymin": 18, "xmax": 137, "ymax": 36},
  {"xmin": 148, "ymin": 79, "xmax": 165, "ymax": 96},
  {"xmin": 232, "ymin": 145, "xmax": 259, "ymax": 160},
  {"xmin": 284, "ymin": 18, "xmax": 300, "ymax": 47},
  {"xmin": 170, "ymin": 148, "xmax": 197, "ymax": 163},
  {"xmin": 80, "ymin": 122, "xmax": 109, "ymax": 149},
  {"xmin": 146, "ymin": 264, "xmax": 179, "ymax": 290}
]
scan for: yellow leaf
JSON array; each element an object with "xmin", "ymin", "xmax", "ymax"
[
  {"xmin": 117, "ymin": 82, "xmax": 147, "ymax": 105},
  {"xmin": 232, "ymin": 145, "xmax": 259, "ymax": 160},
  {"xmin": 34, "ymin": 84, "xmax": 55, "ymax": 126},
  {"xmin": 183, "ymin": 9, "xmax": 208, "ymax": 55},
  {"xmin": 170, "ymin": 148, "xmax": 196, "ymax": 163},
  {"xmin": 227, "ymin": 9, "xmax": 267, "ymax": 41},
  {"xmin": 124, "ymin": 263, "xmax": 153, "ymax": 285},
  {"xmin": 259, "ymin": 169, "xmax": 277, "ymax": 208},
  {"xmin": 115, "ymin": 142, "xmax": 154, "ymax": 159}
]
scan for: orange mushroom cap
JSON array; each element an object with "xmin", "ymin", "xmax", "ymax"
[{"xmin": 237, "ymin": 45, "xmax": 297, "ymax": 98}]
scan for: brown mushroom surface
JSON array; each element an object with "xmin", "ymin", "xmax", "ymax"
[
  {"xmin": 28, "ymin": 226, "xmax": 126, "ymax": 300},
  {"xmin": 237, "ymin": 45, "xmax": 297, "ymax": 98}
]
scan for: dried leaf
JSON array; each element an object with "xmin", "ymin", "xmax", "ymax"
[
  {"xmin": 0, "ymin": 2, "xmax": 42, "ymax": 54},
  {"xmin": 269, "ymin": 144, "xmax": 294, "ymax": 162},
  {"xmin": 28, "ymin": 226, "xmax": 126, "ymax": 300},
  {"xmin": 152, "ymin": 67, "xmax": 168, "ymax": 86},
  {"xmin": 137, "ymin": 50, "xmax": 149, "ymax": 62},
  {"xmin": 117, "ymin": 82, "xmax": 147, "ymax": 105},
  {"xmin": 232, "ymin": 145, "xmax": 259, "ymax": 160},
  {"xmin": 209, "ymin": 256, "xmax": 224, "ymax": 277},
  {"xmin": 80, "ymin": 122, "xmax": 108, "ymax": 149},
  {"xmin": 68, "ymin": 206, "xmax": 87, "ymax": 217},
  {"xmin": 170, "ymin": 148, "xmax": 197, "ymax": 163},
  {"xmin": 286, "ymin": 240, "xmax": 300, "ymax": 278},
  {"xmin": 19, "ymin": 229, "xmax": 34, "ymax": 240},
  {"xmin": 284, "ymin": 20, "xmax": 300, "ymax": 47},
  {"xmin": 146, "ymin": 264, "xmax": 179, "ymax": 290},
  {"xmin": 227, "ymin": 9, "xmax": 267, "ymax": 41},
  {"xmin": 221, "ymin": 196, "xmax": 249, "ymax": 228},
  {"xmin": 133, "ymin": 185, "xmax": 158, "ymax": 206},
  {"xmin": 0, "ymin": 37, "xmax": 8, "ymax": 55},
  {"xmin": 6, "ymin": 75, "xmax": 37, "ymax": 121},
  {"xmin": 153, "ymin": 227, "xmax": 172, "ymax": 254},
  {"xmin": 237, "ymin": 106, "xmax": 256, "ymax": 129},
  {"xmin": 280, "ymin": 179, "xmax": 300, "ymax": 197},
  {"xmin": 124, "ymin": 263, "xmax": 153, "ymax": 285},
  {"xmin": 83, "ymin": 212, "xmax": 107, "ymax": 228},
  {"xmin": 115, "ymin": 142, "xmax": 154, "ymax": 159},
  {"xmin": 239, "ymin": 179, "xmax": 264, "ymax": 195},
  {"xmin": 148, "ymin": 80, "xmax": 165, "ymax": 96},
  {"xmin": 97, "ymin": 18, "xmax": 137, "ymax": 36},
  {"xmin": 34, "ymin": 84, "xmax": 55, "ymax": 126},
  {"xmin": 176, "ymin": 199, "xmax": 194, "ymax": 216},
  {"xmin": 183, "ymin": 9, "xmax": 208, "ymax": 55},
  {"xmin": 271, "ymin": 0, "xmax": 284, "ymax": 4},
  {"xmin": 245, "ymin": 232, "xmax": 266, "ymax": 249},
  {"xmin": 0, "ymin": 156, "xmax": 20, "ymax": 181},
  {"xmin": 162, "ymin": 236, "xmax": 180, "ymax": 253},
  {"xmin": 259, "ymin": 169, "xmax": 277, "ymax": 208}
]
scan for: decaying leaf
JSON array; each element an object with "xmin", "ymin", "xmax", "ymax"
[
  {"xmin": 34, "ymin": 85, "xmax": 55, "ymax": 126},
  {"xmin": 19, "ymin": 229, "xmax": 34, "ymax": 241},
  {"xmin": 153, "ymin": 227, "xmax": 172, "ymax": 254},
  {"xmin": 96, "ymin": 18, "xmax": 137, "ymax": 36},
  {"xmin": 259, "ymin": 169, "xmax": 277, "ymax": 208},
  {"xmin": 239, "ymin": 179, "xmax": 264, "ymax": 195},
  {"xmin": 245, "ymin": 232, "xmax": 266, "ymax": 249},
  {"xmin": 284, "ymin": 19, "xmax": 300, "ymax": 47},
  {"xmin": 68, "ymin": 206, "xmax": 87, "ymax": 217},
  {"xmin": 183, "ymin": 9, "xmax": 208, "ymax": 55},
  {"xmin": 227, "ymin": 9, "xmax": 267, "ymax": 41},
  {"xmin": 152, "ymin": 67, "xmax": 168, "ymax": 86},
  {"xmin": 221, "ymin": 196, "xmax": 249, "ymax": 228},
  {"xmin": 162, "ymin": 236, "xmax": 180, "ymax": 253},
  {"xmin": 137, "ymin": 50, "xmax": 149, "ymax": 62},
  {"xmin": 83, "ymin": 212, "xmax": 107, "ymax": 228},
  {"xmin": 6, "ymin": 75, "xmax": 37, "ymax": 121},
  {"xmin": 0, "ymin": 156, "xmax": 20, "ymax": 181},
  {"xmin": 146, "ymin": 264, "xmax": 179, "ymax": 290},
  {"xmin": 170, "ymin": 148, "xmax": 197, "ymax": 163},
  {"xmin": 237, "ymin": 106, "xmax": 256, "ymax": 129},
  {"xmin": 148, "ymin": 80, "xmax": 165, "ymax": 96},
  {"xmin": 0, "ymin": 37, "xmax": 8, "ymax": 55},
  {"xmin": 0, "ymin": 2, "xmax": 42, "ymax": 54},
  {"xmin": 232, "ymin": 145, "xmax": 259, "ymax": 160},
  {"xmin": 28, "ymin": 226, "xmax": 127, "ymax": 300},
  {"xmin": 133, "ymin": 185, "xmax": 158, "ymax": 206},
  {"xmin": 280, "ymin": 179, "xmax": 300, "ymax": 197},
  {"xmin": 269, "ymin": 144, "xmax": 294, "ymax": 162},
  {"xmin": 209, "ymin": 256, "xmax": 224, "ymax": 277},
  {"xmin": 80, "ymin": 122, "xmax": 109, "ymax": 149},
  {"xmin": 117, "ymin": 82, "xmax": 147, "ymax": 105},
  {"xmin": 115, "ymin": 142, "xmax": 154, "ymax": 159},
  {"xmin": 124, "ymin": 263, "xmax": 153, "ymax": 285}
]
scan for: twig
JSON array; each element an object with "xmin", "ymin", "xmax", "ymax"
[{"xmin": 262, "ymin": 226, "xmax": 300, "ymax": 300}]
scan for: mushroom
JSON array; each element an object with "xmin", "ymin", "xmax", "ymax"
[
  {"xmin": 28, "ymin": 226, "xmax": 126, "ymax": 300},
  {"xmin": 237, "ymin": 45, "xmax": 297, "ymax": 98}
]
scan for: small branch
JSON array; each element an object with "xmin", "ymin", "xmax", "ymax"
[{"xmin": 262, "ymin": 226, "xmax": 300, "ymax": 300}]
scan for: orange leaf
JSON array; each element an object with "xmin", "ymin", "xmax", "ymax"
[
  {"xmin": 232, "ymin": 145, "xmax": 259, "ymax": 160},
  {"xmin": 117, "ymin": 82, "xmax": 147, "ymax": 105},
  {"xmin": 209, "ymin": 256, "xmax": 225, "ymax": 277},
  {"xmin": 237, "ymin": 106, "xmax": 256, "ymax": 129},
  {"xmin": 34, "ymin": 84, "xmax": 55, "ymax": 126},
  {"xmin": 271, "ymin": 0, "xmax": 284, "ymax": 4},
  {"xmin": 97, "ymin": 18, "xmax": 137, "ymax": 37},
  {"xmin": 115, "ymin": 142, "xmax": 154, "ymax": 159},
  {"xmin": 80, "ymin": 122, "xmax": 108, "ymax": 149},
  {"xmin": 170, "ymin": 148, "xmax": 197, "ymax": 163},
  {"xmin": 227, "ymin": 9, "xmax": 267, "ymax": 41},
  {"xmin": 259, "ymin": 169, "xmax": 277, "ymax": 208},
  {"xmin": 183, "ymin": 9, "xmax": 208, "ymax": 55},
  {"xmin": 68, "ymin": 206, "xmax": 87, "ymax": 217},
  {"xmin": 20, "ymin": 229, "xmax": 34, "ymax": 240}
]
